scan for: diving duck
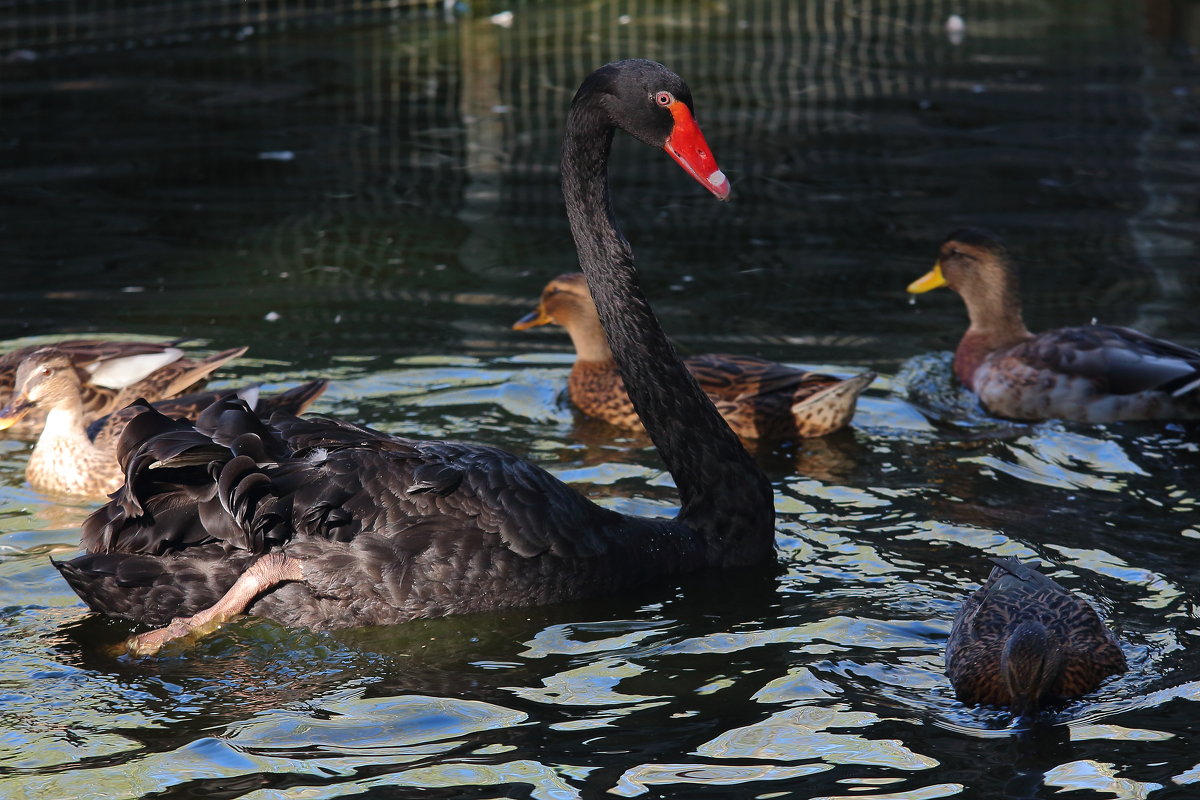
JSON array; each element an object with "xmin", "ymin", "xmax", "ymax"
[
  {"xmin": 514, "ymin": 272, "xmax": 875, "ymax": 439},
  {"xmin": 0, "ymin": 348, "xmax": 328, "ymax": 500},
  {"xmin": 946, "ymin": 557, "xmax": 1126, "ymax": 718},
  {"xmin": 908, "ymin": 229, "xmax": 1200, "ymax": 422},
  {"xmin": 53, "ymin": 60, "xmax": 775, "ymax": 656},
  {"xmin": 0, "ymin": 339, "xmax": 247, "ymax": 438}
]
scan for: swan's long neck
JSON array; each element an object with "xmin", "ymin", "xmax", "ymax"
[{"xmin": 560, "ymin": 102, "xmax": 773, "ymax": 566}]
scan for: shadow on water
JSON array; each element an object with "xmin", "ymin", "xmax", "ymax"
[{"xmin": 2, "ymin": 0, "xmax": 1200, "ymax": 797}]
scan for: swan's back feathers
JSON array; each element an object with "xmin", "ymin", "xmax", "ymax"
[
  {"xmin": 83, "ymin": 401, "xmax": 626, "ymax": 570},
  {"xmin": 85, "ymin": 380, "xmax": 326, "ymax": 451},
  {"xmin": 267, "ymin": 410, "xmax": 623, "ymax": 559}
]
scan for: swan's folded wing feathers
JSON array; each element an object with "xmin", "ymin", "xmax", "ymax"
[
  {"xmin": 270, "ymin": 412, "xmax": 409, "ymax": 452},
  {"xmin": 86, "ymin": 402, "xmax": 624, "ymax": 569},
  {"xmin": 407, "ymin": 461, "xmax": 465, "ymax": 496},
  {"xmin": 197, "ymin": 396, "xmax": 290, "ymax": 458}
]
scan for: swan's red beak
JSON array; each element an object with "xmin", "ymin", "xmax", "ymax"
[{"xmin": 663, "ymin": 102, "xmax": 730, "ymax": 201}]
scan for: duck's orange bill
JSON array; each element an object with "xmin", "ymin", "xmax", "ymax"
[
  {"xmin": 663, "ymin": 102, "xmax": 730, "ymax": 201},
  {"xmin": 907, "ymin": 263, "xmax": 948, "ymax": 294},
  {"xmin": 0, "ymin": 400, "xmax": 31, "ymax": 431},
  {"xmin": 512, "ymin": 307, "xmax": 552, "ymax": 331}
]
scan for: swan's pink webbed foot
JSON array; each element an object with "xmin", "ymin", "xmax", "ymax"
[
  {"xmin": 117, "ymin": 553, "xmax": 304, "ymax": 657},
  {"xmin": 124, "ymin": 615, "xmax": 211, "ymax": 657}
]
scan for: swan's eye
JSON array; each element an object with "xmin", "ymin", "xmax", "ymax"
[{"xmin": 654, "ymin": 91, "xmax": 674, "ymax": 106}]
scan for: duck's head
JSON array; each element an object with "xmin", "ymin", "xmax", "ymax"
[
  {"xmin": 513, "ymin": 274, "xmax": 612, "ymax": 362},
  {"xmin": 0, "ymin": 350, "xmax": 84, "ymax": 430},
  {"xmin": 999, "ymin": 619, "xmax": 1066, "ymax": 719},
  {"xmin": 572, "ymin": 59, "xmax": 729, "ymax": 200},
  {"xmin": 907, "ymin": 229, "xmax": 1025, "ymax": 329}
]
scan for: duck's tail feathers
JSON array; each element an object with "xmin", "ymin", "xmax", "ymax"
[{"xmin": 159, "ymin": 346, "xmax": 250, "ymax": 398}]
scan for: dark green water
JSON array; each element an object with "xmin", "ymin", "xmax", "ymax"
[{"xmin": 2, "ymin": 1, "xmax": 1199, "ymax": 797}]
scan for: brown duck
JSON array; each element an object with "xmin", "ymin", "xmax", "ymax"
[
  {"xmin": 908, "ymin": 229, "xmax": 1200, "ymax": 422},
  {"xmin": 0, "ymin": 348, "xmax": 328, "ymax": 500},
  {"xmin": 946, "ymin": 557, "xmax": 1127, "ymax": 718},
  {"xmin": 514, "ymin": 273, "xmax": 876, "ymax": 439},
  {"xmin": 0, "ymin": 339, "xmax": 247, "ymax": 438}
]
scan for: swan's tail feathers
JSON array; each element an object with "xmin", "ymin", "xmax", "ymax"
[{"xmin": 52, "ymin": 550, "xmax": 254, "ymax": 627}]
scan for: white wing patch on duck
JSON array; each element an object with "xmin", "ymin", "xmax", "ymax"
[{"xmin": 85, "ymin": 348, "xmax": 185, "ymax": 389}]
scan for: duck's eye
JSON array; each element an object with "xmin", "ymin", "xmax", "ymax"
[
  {"xmin": 655, "ymin": 91, "xmax": 674, "ymax": 106},
  {"xmin": 39, "ymin": 366, "xmax": 52, "ymax": 377}
]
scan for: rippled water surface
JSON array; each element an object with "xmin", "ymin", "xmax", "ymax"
[{"xmin": 3, "ymin": 1, "xmax": 1200, "ymax": 798}]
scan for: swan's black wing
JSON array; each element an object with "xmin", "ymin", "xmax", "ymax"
[
  {"xmin": 82, "ymin": 399, "xmax": 625, "ymax": 567},
  {"xmin": 85, "ymin": 380, "xmax": 328, "ymax": 447},
  {"xmin": 64, "ymin": 399, "xmax": 663, "ymax": 628}
]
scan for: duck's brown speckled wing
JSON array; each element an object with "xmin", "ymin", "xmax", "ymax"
[
  {"xmin": 0, "ymin": 340, "xmax": 181, "ymax": 377},
  {"xmin": 685, "ymin": 354, "xmax": 840, "ymax": 403},
  {"xmin": 946, "ymin": 558, "xmax": 1126, "ymax": 708},
  {"xmin": 1009, "ymin": 325, "xmax": 1200, "ymax": 396},
  {"xmin": 60, "ymin": 398, "xmax": 655, "ymax": 628},
  {"xmin": 684, "ymin": 354, "xmax": 870, "ymax": 439},
  {"xmin": 109, "ymin": 346, "xmax": 248, "ymax": 411}
]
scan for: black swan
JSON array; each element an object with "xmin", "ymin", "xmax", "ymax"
[{"xmin": 54, "ymin": 59, "xmax": 776, "ymax": 654}]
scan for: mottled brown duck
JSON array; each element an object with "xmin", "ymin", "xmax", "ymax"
[
  {"xmin": 946, "ymin": 557, "xmax": 1127, "ymax": 718},
  {"xmin": 908, "ymin": 229, "xmax": 1200, "ymax": 422},
  {"xmin": 514, "ymin": 273, "xmax": 876, "ymax": 439},
  {"xmin": 0, "ymin": 339, "xmax": 247, "ymax": 438},
  {"xmin": 0, "ymin": 348, "xmax": 328, "ymax": 500},
  {"xmin": 53, "ymin": 60, "xmax": 775, "ymax": 656}
]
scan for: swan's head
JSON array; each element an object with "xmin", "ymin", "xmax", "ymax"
[
  {"xmin": 575, "ymin": 59, "xmax": 730, "ymax": 200},
  {"xmin": 0, "ymin": 349, "xmax": 83, "ymax": 429}
]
